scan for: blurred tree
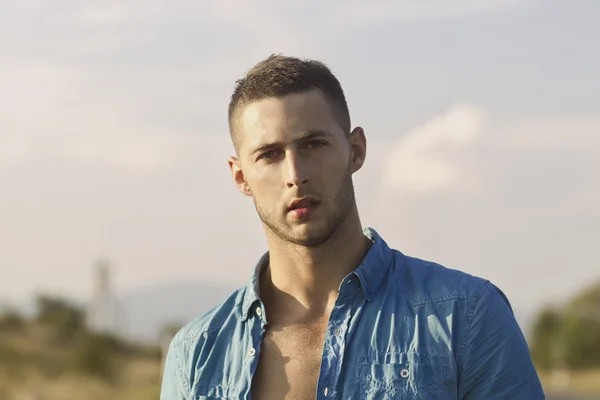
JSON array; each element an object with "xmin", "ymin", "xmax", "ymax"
[
  {"xmin": 72, "ymin": 332, "xmax": 120, "ymax": 381},
  {"xmin": 36, "ymin": 295, "xmax": 86, "ymax": 342},
  {"xmin": 530, "ymin": 307, "xmax": 562, "ymax": 369},
  {"xmin": 563, "ymin": 280, "xmax": 600, "ymax": 368},
  {"xmin": 560, "ymin": 312, "xmax": 600, "ymax": 368},
  {"xmin": 568, "ymin": 281, "xmax": 600, "ymax": 310},
  {"xmin": 0, "ymin": 308, "xmax": 25, "ymax": 332},
  {"xmin": 530, "ymin": 279, "xmax": 600, "ymax": 370}
]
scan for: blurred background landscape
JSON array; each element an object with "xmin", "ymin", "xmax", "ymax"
[{"xmin": 1, "ymin": 0, "xmax": 599, "ymax": 398}]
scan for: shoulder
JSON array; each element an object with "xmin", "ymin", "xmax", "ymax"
[
  {"xmin": 168, "ymin": 286, "xmax": 245, "ymax": 351},
  {"xmin": 388, "ymin": 250, "xmax": 493, "ymax": 306},
  {"xmin": 161, "ymin": 286, "xmax": 247, "ymax": 397},
  {"xmin": 387, "ymin": 249, "xmax": 516, "ymax": 327}
]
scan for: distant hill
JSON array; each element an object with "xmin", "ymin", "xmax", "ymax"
[{"xmin": 118, "ymin": 282, "xmax": 240, "ymax": 343}]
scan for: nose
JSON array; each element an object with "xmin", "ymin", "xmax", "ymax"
[{"xmin": 284, "ymin": 151, "xmax": 308, "ymax": 188}]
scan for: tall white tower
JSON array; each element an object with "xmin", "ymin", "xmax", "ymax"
[{"xmin": 88, "ymin": 258, "xmax": 119, "ymax": 335}]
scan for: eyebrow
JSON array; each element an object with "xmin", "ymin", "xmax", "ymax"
[{"xmin": 250, "ymin": 130, "xmax": 333, "ymax": 156}]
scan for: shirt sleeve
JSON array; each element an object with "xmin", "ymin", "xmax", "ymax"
[
  {"xmin": 160, "ymin": 338, "xmax": 191, "ymax": 400},
  {"xmin": 457, "ymin": 281, "xmax": 546, "ymax": 399}
]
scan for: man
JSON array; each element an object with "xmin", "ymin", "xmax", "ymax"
[{"xmin": 161, "ymin": 54, "xmax": 545, "ymax": 399}]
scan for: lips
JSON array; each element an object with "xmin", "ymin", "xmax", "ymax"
[
  {"xmin": 288, "ymin": 197, "xmax": 319, "ymax": 220},
  {"xmin": 288, "ymin": 197, "xmax": 319, "ymax": 211}
]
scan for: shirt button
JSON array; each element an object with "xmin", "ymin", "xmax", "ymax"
[
  {"xmin": 335, "ymin": 329, "xmax": 340, "ymax": 335},
  {"xmin": 256, "ymin": 307, "xmax": 262, "ymax": 316},
  {"xmin": 400, "ymin": 368, "xmax": 409, "ymax": 378},
  {"xmin": 248, "ymin": 348, "xmax": 256, "ymax": 356},
  {"xmin": 323, "ymin": 387, "xmax": 328, "ymax": 396}
]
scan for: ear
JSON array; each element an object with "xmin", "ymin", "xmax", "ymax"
[
  {"xmin": 228, "ymin": 156, "xmax": 252, "ymax": 196},
  {"xmin": 348, "ymin": 126, "xmax": 367, "ymax": 173}
]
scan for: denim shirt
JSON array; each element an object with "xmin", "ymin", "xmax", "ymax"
[{"xmin": 161, "ymin": 228, "xmax": 545, "ymax": 399}]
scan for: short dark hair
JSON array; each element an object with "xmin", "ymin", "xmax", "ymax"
[{"xmin": 228, "ymin": 54, "xmax": 351, "ymax": 149}]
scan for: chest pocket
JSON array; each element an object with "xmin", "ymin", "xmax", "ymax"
[{"xmin": 356, "ymin": 352, "xmax": 446, "ymax": 399}]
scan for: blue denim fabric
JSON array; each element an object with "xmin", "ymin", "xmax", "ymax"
[{"xmin": 161, "ymin": 228, "xmax": 544, "ymax": 399}]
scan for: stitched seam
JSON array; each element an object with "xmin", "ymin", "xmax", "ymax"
[
  {"xmin": 173, "ymin": 333, "xmax": 201, "ymax": 345},
  {"xmin": 412, "ymin": 295, "xmax": 470, "ymax": 307},
  {"xmin": 172, "ymin": 323, "xmax": 222, "ymax": 346},
  {"xmin": 456, "ymin": 279, "xmax": 489, "ymax": 377},
  {"xmin": 358, "ymin": 350, "xmax": 449, "ymax": 364},
  {"xmin": 170, "ymin": 329, "xmax": 218, "ymax": 397},
  {"xmin": 172, "ymin": 340, "xmax": 192, "ymax": 395}
]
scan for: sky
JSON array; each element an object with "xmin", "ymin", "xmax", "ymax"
[{"xmin": 1, "ymin": 0, "xmax": 599, "ymax": 324}]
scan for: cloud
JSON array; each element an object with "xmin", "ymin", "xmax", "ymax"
[
  {"xmin": 369, "ymin": 106, "xmax": 600, "ymax": 315},
  {"xmin": 381, "ymin": 103, "xmax": 487, "ymax": 193}
]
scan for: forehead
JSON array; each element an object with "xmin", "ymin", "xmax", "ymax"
[{"xmin": 237, "ymin": 89, "xmax": 344, "ymax": 152}]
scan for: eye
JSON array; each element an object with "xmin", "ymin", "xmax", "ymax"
[
  {"xmin": 258, "ymin": 149, "xmax": 282, "ymax": 162},
  {"xmin": 304, "ymin": 140, "xmax": 326, "ymax": 149}
]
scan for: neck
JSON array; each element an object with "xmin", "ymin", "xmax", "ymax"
[{"xmin": 260, "ymin": 208, "xmax": 371, "ymax": 319}]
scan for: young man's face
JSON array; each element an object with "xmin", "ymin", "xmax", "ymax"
[{"xmin": 229, "ymin": 88, "xmax": 366, "ymax": 247}]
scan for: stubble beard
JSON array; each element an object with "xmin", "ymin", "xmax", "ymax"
[{"xmin": 254, "ymin": 171, "xmax": 356, "ymax": 248}]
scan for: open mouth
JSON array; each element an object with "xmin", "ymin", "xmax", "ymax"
[
  {"xmin": 288, "ymin": 197, "xmax": 320, "ymax": 218},
  {"xmin": 289, "ymin": 198, "xmax": 318, "ymax": 210}
]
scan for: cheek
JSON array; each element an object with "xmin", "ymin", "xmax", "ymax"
[
  {"xmin": 247, "ymin": 174, "xmax": 280, "ymax": 201},
  {"xmin": 319, "ymin": 154, "xmax": 350, "ymax": 179},
  {"xmin": 320, "ymin": 145, "xmax": 350, "ymax": 168}
]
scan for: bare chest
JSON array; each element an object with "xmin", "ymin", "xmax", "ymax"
[{"xmin": 251, "ymin": 321, "xmax": 328, "ymax": 400}]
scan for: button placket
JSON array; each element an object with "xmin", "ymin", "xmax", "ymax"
[{"xmin": 317, "ymin": 291, "xmax": 353, "ymax": 400}]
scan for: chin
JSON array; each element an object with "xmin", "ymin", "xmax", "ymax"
[
  {"xmin": 261, "ymin": 212, "xmax": 339, "ymax": 247},
  {"xmin": 288, "ymin": 223, "xmax": 334, "ymax": 247}
]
